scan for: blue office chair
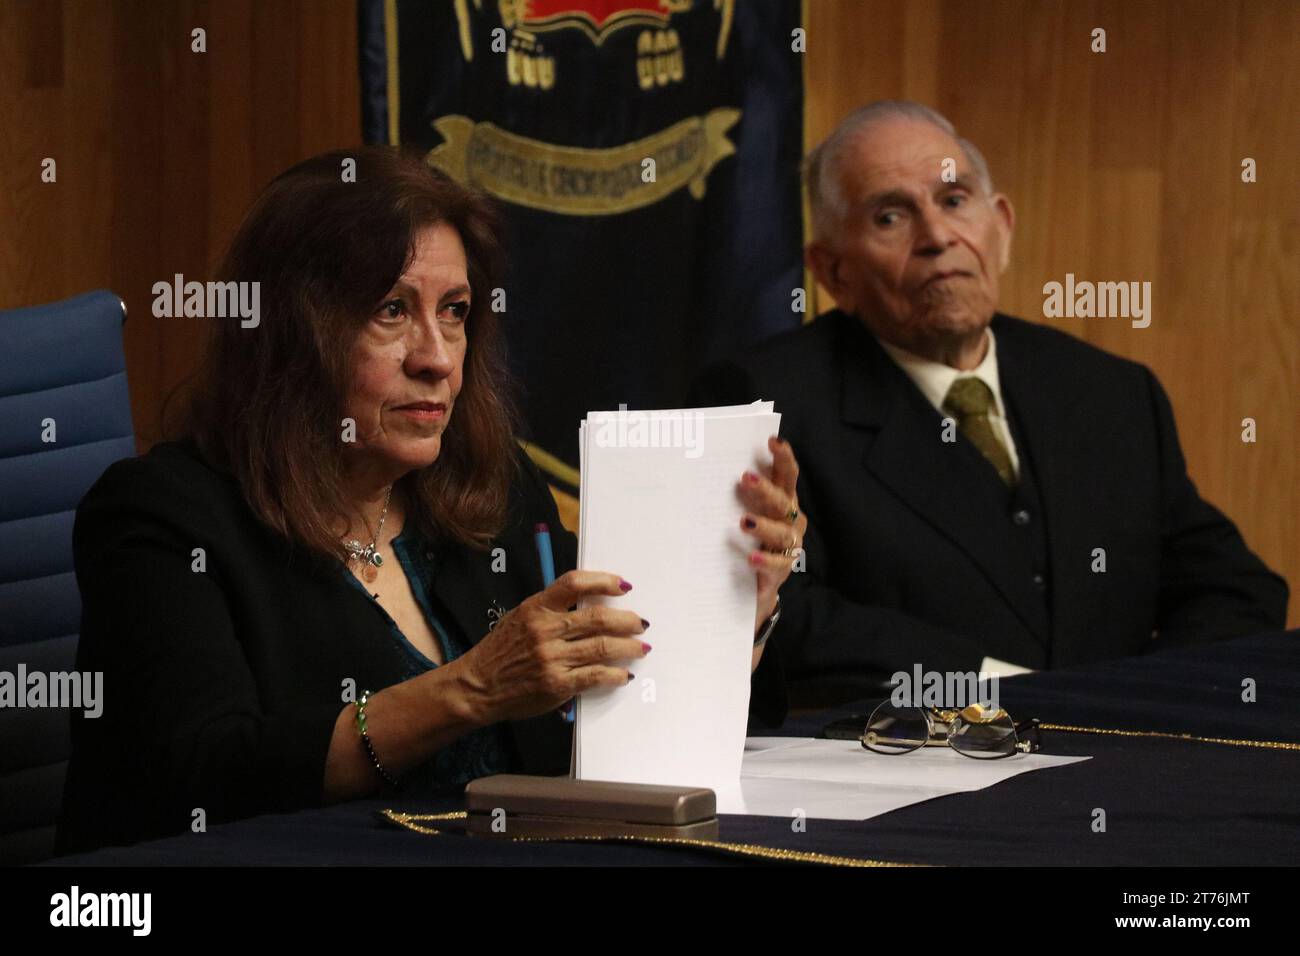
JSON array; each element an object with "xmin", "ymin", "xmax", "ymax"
[{"xmin": 0, "ymin": 290, "xmax": 136, "ymax": 864}]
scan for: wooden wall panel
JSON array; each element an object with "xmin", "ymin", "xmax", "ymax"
[
  {"xmin": 0, "ymin": 0, "xmax": 1294, "ymax": 623},
  {"xmin": 0, "ymin": 0, "xmax": 361, "ymax": 449}
]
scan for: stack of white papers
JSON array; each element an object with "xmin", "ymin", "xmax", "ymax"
[{"xmin": 575, "ymin": 401, "xmax": 781, "ymax": 802}]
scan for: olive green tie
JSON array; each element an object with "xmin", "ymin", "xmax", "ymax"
[{"xmin": 942, "ymin": 377, "xmax": 1015, "ymax": 486}]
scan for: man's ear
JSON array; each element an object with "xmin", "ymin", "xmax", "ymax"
[
  {"xmin": 991, "ymin": 193, "xmax": 1016, "ymax": 273},
  {"xmin": 805, "ymin": 241, "xmax": 842, "ymax": 297}
]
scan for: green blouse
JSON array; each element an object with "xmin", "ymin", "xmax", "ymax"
[{"xmin": 340, "ymin": 525, "xmax": 515, "ymax": 791}]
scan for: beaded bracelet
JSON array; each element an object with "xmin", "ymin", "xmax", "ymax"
[{"xmin": 354, "ymin": 690, "xmax": 399, "ymax": 791}]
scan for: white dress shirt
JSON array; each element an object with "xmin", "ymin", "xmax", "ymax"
[{"xmin": 876, "ymin": 328, "xmax": 1021, "ymax": 480}]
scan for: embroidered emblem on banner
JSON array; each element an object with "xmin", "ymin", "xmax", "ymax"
[{"xmin": 435, "ymin": 1, "xmax": 741, "ymax": 213}]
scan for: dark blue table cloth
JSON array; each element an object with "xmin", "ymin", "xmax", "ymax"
[{"xmin": 45, "ymin": 630, "xmax": 1300, "ymax": 866}]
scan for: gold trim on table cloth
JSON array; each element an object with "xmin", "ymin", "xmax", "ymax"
[
  {"xmin": 379, "ymin": 810, "xmax": 920, "ymax": 867},
  {"xmin": 1040, "ymin": 723, "xmax": 1300, "ymax": 751}
]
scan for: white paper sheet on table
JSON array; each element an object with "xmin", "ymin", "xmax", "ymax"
[
  {"xmin": 730, "ymin": 737, "xmax": 1090, "ymax": 820},
  {"xmin": 574, "ymin": 401, "xmax": 780, "ymax": 800}
]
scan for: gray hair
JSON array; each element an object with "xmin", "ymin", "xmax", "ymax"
[{"xmin": 803, "ymin": 100, "xmax": 994, "ymax": 241}]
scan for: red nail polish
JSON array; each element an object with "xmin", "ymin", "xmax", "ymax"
[
  {"xmin": 749, "ymin": 552, "xmax": 764, "ymax": 567},
  {"xmin": 641, "ymin": 641, "xmax": 652, "ymax": 653},
  {"xmin": 743, "ymin": 471, "xmax": 759, "ymax": 484},
  {"xmin": 619, "ymin": 579, "xmax": 633, "ymax": 592}
]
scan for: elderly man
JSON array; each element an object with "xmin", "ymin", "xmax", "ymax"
[{"xmin": 692, "ymin": 100, "xmax": 1287, "ymax": 707}]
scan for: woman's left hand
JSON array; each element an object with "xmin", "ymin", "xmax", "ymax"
[{"xmin": 738, "ymin": 436, "xmax": 807, "ymax": 633}]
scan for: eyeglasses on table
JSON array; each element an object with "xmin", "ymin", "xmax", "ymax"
[{"xmin": 855, "ymin": 700, "xmax": 1042, "ymax": 759}]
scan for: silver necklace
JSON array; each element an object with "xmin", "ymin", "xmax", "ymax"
[{"xmin": 344, "ymin": 485, "xmax": 392, "ymax": 583}]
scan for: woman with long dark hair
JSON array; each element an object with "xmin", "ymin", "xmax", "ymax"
[{"xmin": 57, "ymin": 147, "xmax": 805, "ymax": 853}]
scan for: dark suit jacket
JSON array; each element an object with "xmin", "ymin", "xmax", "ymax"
[
  {"xmin": 56, "ymin": 438, "xmax": 784, "ymax": 854},
  {"xmin": 692, "ymin": 309, "xmax": 1288, "ymax": 702}
]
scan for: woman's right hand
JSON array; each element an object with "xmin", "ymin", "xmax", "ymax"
[{"xmin": 455, "ymin": 570, "xmax": 650, "ymax": 724}]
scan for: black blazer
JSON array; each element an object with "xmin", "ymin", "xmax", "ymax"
[
  {"xmin": 57, "ymin": 439, "xmax": 784, "ymax": 854},
  {"xmin": 692, "ymin": 309, "xmax": 1288, "ymax": 700}
]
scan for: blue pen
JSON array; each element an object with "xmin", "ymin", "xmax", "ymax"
[
  {"xmin": 534, "ymin": 522, "xmax": 556, "ymax": 587},
  {"xmin": 534, "ymin": 523, "xmax": 573, "ymax": 722}
]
